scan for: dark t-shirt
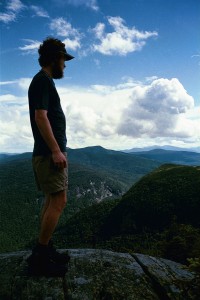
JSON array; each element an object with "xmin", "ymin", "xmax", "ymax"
[{"xmin": 28, "ymin": 69, "xmax": 67, "ymax": 157}]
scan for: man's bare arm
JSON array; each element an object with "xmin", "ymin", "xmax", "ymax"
[
  {"xmin": 35, "ymin": 109, "xmax": 67, "ymax": 168},
  {"xmin": 35, "ymin": 109, "xmax": 60, "ymax": 153}
]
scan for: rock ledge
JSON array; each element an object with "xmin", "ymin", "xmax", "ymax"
[{"xmin": 0, "ymin": 248, "xmax": 198, "ymax": 299}]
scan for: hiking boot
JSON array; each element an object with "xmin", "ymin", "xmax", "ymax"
[
  {"xmin": 26, "ymin": 242, "xmax": 68, "ymax": 277},
  {"xmin": 48, "ymin": 239, "xmax": 70, "ymax": 264}
]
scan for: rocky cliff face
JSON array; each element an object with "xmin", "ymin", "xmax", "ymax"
[
  {"xmin": 74, "ymin": 180, "xmax": 119, "ymax": 202},
  {"xmin": 0, "ymin": 248, "xmax": 198, "ymax": 299}
]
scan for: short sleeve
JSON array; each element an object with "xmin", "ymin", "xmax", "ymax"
[{"xmin": 30, "ymin": 77, "xmax": 50, "ymax": 111}]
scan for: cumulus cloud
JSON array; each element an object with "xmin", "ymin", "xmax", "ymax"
[
  {"xmin": 91, "ymin": 16, "xmax": 158, "ymax": 55},
  {"xmin": 0, "ymin": 103, "xmax": 33, "ymax": 152},
  {"xmin": 62, "ymin": 38, "xmax": 81, "ymax": 51},
  {"xmin": 0, "ymin": 92, "xmax": 32, "ymax": 153},
  {"xmin": 0, "ymin": 76, "xmax": 199, "ymax": 153},
  {"xmin": 117, "ymin": 78, "xmax": 195, "ymax": 138},
  {"xmin": 49, "ymin": 17, "xmax": 78, "ymax": 37},
  {"xmin": 49, "ymin": 17, "xmax": 82, "ymax": 50}
]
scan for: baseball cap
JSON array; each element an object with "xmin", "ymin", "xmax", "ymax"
[{"xmin": 58, "ymin": 49, "xmax": 74, "ymax": 61}]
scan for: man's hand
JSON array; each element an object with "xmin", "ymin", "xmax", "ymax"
[{"xmin": 52, "ymin": 150, "xmax": 67, "ymax": 169}]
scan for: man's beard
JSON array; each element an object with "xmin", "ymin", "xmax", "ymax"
[{"xmin": 51, "ymin": 64, "xmax": 64, "ymax": 79}]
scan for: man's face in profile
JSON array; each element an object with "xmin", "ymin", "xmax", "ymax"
[{"xmin": 51, "ymin": 57, "xmax": 66, "ymax": 79}]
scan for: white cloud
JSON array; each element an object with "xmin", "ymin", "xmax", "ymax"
[
  {"xmin": 117, "ymin": 78, "xmax": 195, "ymax": 138},
  {"xmin": 0, "ymin": 0, "xmax": 26, "ymax": 23},
  {"xmin": 0, "ymin": 12, "xmax": 16, "ymax": 23},
  {"xmin": 62, "ymin": 38, "xmax": 81, "ymax": 50},
  {"xmin": 49, "ymin": 17, "xmax": 83, "ymax": 51},
  {"xmin": 145, "ymin": 76, "xmax": 158, "ymax": 82},
  {"xmin": 0, "ymin": 80, "xmax": 18, "ymax": 85},
  {"xmin": 0, "ymin": 94, "xmax": 18, "ymax": 103},
  {"xmin": 18, "ymin": 39, "xmax": 41, "ymax": 55},
  {"xmin": 66, "ymin": 0, "xmax": 99, "ymax": 11},
  {"xmin": 18, "ymin": 36, "xmax": 81, "ymax": 55},
  {"xmin": 0, "ymin": 1, "xmax": 49, "ymax": 24},
  {"xmin": 49, "ymin": 17, "xmax": 79, "ymax": 37},
  {"xmin": 191, "ymin": 54, "xmax": 200, "ymax": 58},
  {"xmin": 30, "ymin": 5, "xmax": 49, "ymax": 18},
  {"xmin": 91, "ymin": 16, "xmax": 158, "ymax": 55},
  {"xmin": 0, "ymin": 76, "xmax": 199, "ymax": 153},
  {"xmin": 6, "ymin": 0, "xmax": 25, "ymax": 12},
  {"xmin": 56, "ymin": 78, "xmax": 199, "ymax": 149},
  {"xmin": 18, "ymin": 77, "xmax": 32, "ymax": 90},
  {"xmin": 0, "ymin": 103, "xmax": 33, "ymax": 153}
]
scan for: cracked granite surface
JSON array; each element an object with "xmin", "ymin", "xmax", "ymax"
[{"xmin": 0, "ymin": 248, "xmax": 198, "ymax": 300}]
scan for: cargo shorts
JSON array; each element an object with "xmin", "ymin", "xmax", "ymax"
[{"xmin": 32, "ymin": 151, "xmax": 68, "ymax": 194}]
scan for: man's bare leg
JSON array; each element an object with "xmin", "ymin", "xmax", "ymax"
[
  {"xmin": 40, "ymin": 193, "xmax": 51, "ymax": 225},
  {"xmin": 38, "ymin": 189, "xmax": 67, "ymax": 245}
]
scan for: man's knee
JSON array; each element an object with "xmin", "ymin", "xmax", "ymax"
[{"xmin": 49, "ymin": 189, "xmax": 67, "ymax": 211}]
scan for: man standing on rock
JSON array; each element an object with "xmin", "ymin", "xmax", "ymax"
[{"xmin": 27, "ymin": 36, "xmax": 74, "ymax": 277}]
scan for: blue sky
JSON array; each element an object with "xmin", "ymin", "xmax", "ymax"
[{"xmin": 0, "ymin": 0, "xmax": 200, "ymax": 153}]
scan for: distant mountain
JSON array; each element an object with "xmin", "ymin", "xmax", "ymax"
[
  {"xmin": 66, "ymin": 146, "xmax": 162, "ymax": 185},
  {"xmin": 0, "ymin": 152, "xmax": 22, "ymax": 161},
  {"xmin": 130, "ymin": 149, "xmax": 200, "ymax": 166},
  {"xmin": 122, "ymin": 145, "xmax": 200, "ymax": 153},
  {"xmin": 0, "ymin": 152, "xmax": 32, "ymax": 162},
  {"xmin": 0, "ymin": 146, "xmax": 162, "ymax": 189}
]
